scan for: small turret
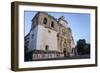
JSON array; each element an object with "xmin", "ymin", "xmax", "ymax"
[
  {"xmin": 59, "ymin": 16, "xmax": 65, "ymax": 20},
  {"xmin": 58, "ymin": 16, "xmax": 69, "ymax": 28}
]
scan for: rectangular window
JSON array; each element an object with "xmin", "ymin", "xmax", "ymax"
[{"xmin": 31, "ymin": 34, "xmax": 34, "ymax": 39}]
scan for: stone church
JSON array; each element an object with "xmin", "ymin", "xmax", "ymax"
[{"xmin": 25, "ymin": 12, "xmax": 75, "ymax": 60}]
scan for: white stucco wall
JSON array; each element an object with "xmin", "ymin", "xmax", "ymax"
[{"xmin": 36, "ymin": 25, "xmax": 58, "ymax": 51}]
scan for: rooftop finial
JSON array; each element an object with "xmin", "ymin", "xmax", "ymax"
[{"xmin": 59, "ymin": 16, "xmax": 65, "ymax": 20}]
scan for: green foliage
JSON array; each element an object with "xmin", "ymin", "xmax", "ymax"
[{"xmin": 76, "ymin": 39, "xmax": 90, "ymax": 55}]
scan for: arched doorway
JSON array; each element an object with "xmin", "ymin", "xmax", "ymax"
[
  {"xmin": 63, "ymin": 48, "xmax": 66, "ymax": 57},
  {"xmin": 45, "ymin": 45, "xmax": 49, "ymax": 51},
  {"xmin": 63, "ymin": 41, "xmax": 67, "ymax": 57}
]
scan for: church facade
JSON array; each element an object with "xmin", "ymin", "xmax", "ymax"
[{"xmin": 25, "ymin": 12, "xmax": 75, "ymax": 60}]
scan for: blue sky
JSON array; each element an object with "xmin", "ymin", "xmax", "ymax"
[{"xmin": 24, "ymin": 11, "xmax": 90, "ymax": 45}]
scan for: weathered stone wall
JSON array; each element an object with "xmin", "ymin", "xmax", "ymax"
[
  {"xmin": 25, "ymin": 12, "xmax": 75, "ymax": 59},
  {"xmin": 38, "ymin": 12, "xmax": 59, "ymax": 32}
]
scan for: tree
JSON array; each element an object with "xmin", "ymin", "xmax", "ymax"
[
  {"xmin": 83, "ymin": 44, "xmax": 90, "ymax": 54},
  {"xmin": 76, "ymin": 39, "xmax": 90, "ymax": 55},
  {"xmin": 76, "ymin": 39, "xmax": 86, "ymax": 55}
]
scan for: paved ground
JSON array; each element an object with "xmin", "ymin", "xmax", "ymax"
[{"xmin": 31, "ymin": 55, "xmax": 90, "ymax": 61}]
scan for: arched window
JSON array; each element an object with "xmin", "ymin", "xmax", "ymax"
[
  {"xmin": 43, "ymin": 17, "xmax": 47, "ymax": 24},
  {"xmin": 51, "ymin": 21, "xmax": 54, "ymax": 28}
]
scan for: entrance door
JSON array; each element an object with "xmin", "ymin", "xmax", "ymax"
[{"xmin": 63, "ymin": 48, "xmax": 66, "ymax": 57}]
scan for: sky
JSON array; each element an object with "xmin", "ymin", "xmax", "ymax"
[{"xmin": 24, "ymin": 11, "xmax": 90, "ymax": 45}]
